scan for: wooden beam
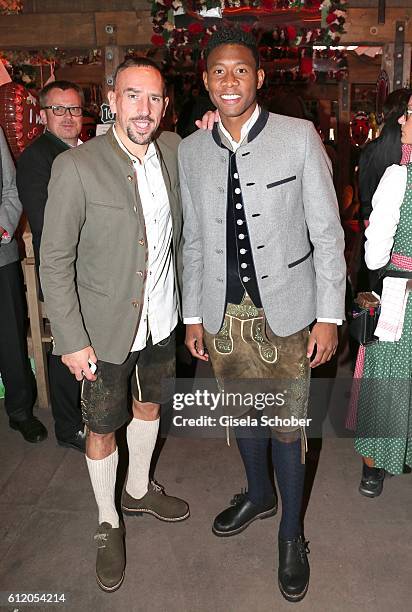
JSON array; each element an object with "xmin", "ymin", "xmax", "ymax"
[
  {"xmin": 94, "ymin": 11, "xmax": 153, "ymax": 47},
  {"xmin": 341, "ymin": 7, "xmax": 412, "ymax": 45},
  {"xmin": 0, "ymin": 10, "xmax": 153, "ymax": 49},
  {"xmin": 0, "ymin": 13, "xmax": 97, "ymax": 48},
  {"xmin": 1, "ymin": 7, "xmax": 412, "ymax": 50}
]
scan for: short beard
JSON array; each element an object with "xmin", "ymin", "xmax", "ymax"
[{"xmin": 127, "ymin": 124, "xmax": 156, "ymax": 146}]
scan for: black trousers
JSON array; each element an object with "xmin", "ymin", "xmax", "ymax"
[
  {"xmin": 0, "ymin": 261, "xmax": 36, "ymax": 421},
  {"xmin": 48, "ymin": 352, "xmax": 82, "ymax": 439}
]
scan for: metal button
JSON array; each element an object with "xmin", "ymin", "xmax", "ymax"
[
  {"xmin": 236, "ymin": 203, "xmax": 242, "ymax": 209},
  {"xmin": 240, "ymin": 248, "xmax": 247, "ymax": 254},
  {"xmin": 238, "ymin": 234, "xmax": 245, "ymax": 240},
  {"xmin": 127, "ymin": 175, "xmax": 133, "ymax": 181},
  {"xmin": 234, "ymin": 172, "xmax": 239, "ymax": 179},
  {"xmin": 237, "ymin": 220, "xmax": 243, "ymax": 225},
  {"xmin": 235, "ymin": 187, "xmax": 241, "ymax": 194},
  {"xmin": 138, "ymin": 239, "xmax": 145, "ymax": 246},
  {"xmin": 137, "ymin": 270, "xmax": 144, "ymax": 277},
  {"xmin": 241, "ymin": 263, "xmax": 247, "ymax": 269},
  {"xmin": 242, "ymin": 276, "xmax": 250, "ymax": 282},
  {"xmin": 132, "ymin": 300, "xmax": 139, "ymax": 308},
  {"xmin": 133, "ymin": 206, "xmax": 137, "ymax": 212}
]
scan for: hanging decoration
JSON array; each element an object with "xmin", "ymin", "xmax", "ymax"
[
  {"xmin": 0, "ymin": 48, "xmax": 102, "ymax": 69},
  {"xmin": 0, "ymin": 0, "xmax": 23, "ymax": 15},
  {"xmin": 0, "ymin": 82, "xmax": 42, "ymax": 159},
  {"xmin": 149, "ymin": 0, "xmax": 347, "ymax": 48}
]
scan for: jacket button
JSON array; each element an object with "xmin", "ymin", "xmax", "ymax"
[
  {"xmin": 127, "ymin": 175, "xmax": 133, "ymax": 181},
  {"xmin": 138, "ymin": 239, "xmax": 145, "ymax": 246},
  {"xmin": 137, "ymin": 270, "xmax": 144, "ymax": 277},
  {"xmin": 132, "ymin": 300, "xmax": 139, "ymax": 308}
]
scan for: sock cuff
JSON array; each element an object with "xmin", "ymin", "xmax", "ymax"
[
  {"xmin": 86, "ymin": 447, "xmax": 118, "ymax": 468},
  {"xmin": 127, "ymin": 417, "xmax": 160, "ymax": 435}
]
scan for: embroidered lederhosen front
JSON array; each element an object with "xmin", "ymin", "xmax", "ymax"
[{"xmin": 203, "ymin": 294, "xmax": 310, "ymax": 458}]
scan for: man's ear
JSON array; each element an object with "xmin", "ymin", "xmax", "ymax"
[
  {"xmin": 257, "ymin": 68, "xmax": 265, "ymax": 91},
  {"xmin": 107, "ymin": 89, "xmax": 117, "ymax": 115},
  {"xmin": 162, "ymin": 96, "xmax": 170, "ymax": 118},
  {"xmin": 39, "ymin": 109, "xmax": 47, "ymax": 125},
  {"xmin": 203, "ymin": 71, "xmax": 209, "ymax": 92}
]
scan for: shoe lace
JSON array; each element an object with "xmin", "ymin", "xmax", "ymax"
[
  {"xmin": 94, "ymin": 532, "xmax": 108, "ymax": 549},
  {"xmin": 230, "ymin": 488, "xmax": 248, "ymax": 506},
  {"xmin": 150, "ymin": 479, "xmax": 165, "ymax": 494},
  {"xmin": 298, "ymin": 538, "xmax": 310, "ymax": 561}
]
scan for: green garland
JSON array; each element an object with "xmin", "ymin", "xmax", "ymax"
[{"xmin": 150, "ymin": 0, "xmax": 347, "ymax": 48}]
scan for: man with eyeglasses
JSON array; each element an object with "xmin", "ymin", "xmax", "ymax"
[{"xmin": 16, "ymin": 80, "xmax": 85, "ymax": 452}]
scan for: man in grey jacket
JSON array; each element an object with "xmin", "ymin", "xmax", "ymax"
[
  {"xmin": 0, "ymin": 126, "xmax": 47, "ymax": 443},
  {"xmin": 40, "ymin": 59, "xmax": 188, "ymax": 593},
  {"xmin": 179, "ymin": 28, "xmax": 346, "ymax": 602}
]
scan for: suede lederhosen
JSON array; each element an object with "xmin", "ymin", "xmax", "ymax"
[{"xmin": 203, "ymin": 294, "xmax": 310, "ymax": 459}]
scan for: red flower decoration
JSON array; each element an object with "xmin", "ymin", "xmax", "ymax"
[
  {"xmin": 326, "ymin": 12, "xmax": 338, "ymax": 24},
  {"xmin": 286, "ymin": 26, "xmax": 297, "ymax": 40},
  {"xmin": 241, "ymin": 24, "xmax": 253, "ymax": 33},
  {"xmin": 188, "ymin": 22, "xmax": 204, "ymax": 35},
  {"xmin": 151, "ymin": 34, "xmax": 166, "ymax": 47}
]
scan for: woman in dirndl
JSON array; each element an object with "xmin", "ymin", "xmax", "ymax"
[{"xmin": 353, "ymin": 97, "xmax": 412, "ymax": 497}]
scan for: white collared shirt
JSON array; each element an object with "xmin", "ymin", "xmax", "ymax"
[{"xmin": 113, "ymin": 127, "xmax": 178, "ymax": 351}]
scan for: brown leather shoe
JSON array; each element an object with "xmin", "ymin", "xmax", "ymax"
[
  {"xmin": 94, "ymin": 522, "xmax": 125, "ymax": 592},
  {"xmin": 121, "ymin": 480, "xmax": 190, "ymax": 522}
]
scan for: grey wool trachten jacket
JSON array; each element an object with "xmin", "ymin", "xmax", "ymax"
[{"xmin": 178, "ymin": 110, "xmax": 346, "ymax": 336}]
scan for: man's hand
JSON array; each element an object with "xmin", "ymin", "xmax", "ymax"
[
  {"xmin": 306, "ymin": 322, "xmax": 338, "ymax": 368},
  {"xmin": 185, "ymin": 323, "xmax": 209, "ymax": 361},
  {"xmin": 195, "ymin": 109, "xmax": 219, "ymax": 131},
  {"xmin": 62, "ymin": 346, "xmax": 97, "ymax": 381}
]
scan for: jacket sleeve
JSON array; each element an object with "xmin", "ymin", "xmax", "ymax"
[
  {"xmin": 0, "ymin": 127, "xmax": 22, "ymax": 242},
  {"xmin": 301, "ymin": 122, "xmax": 346, "ymax": 320},
  {"xmin": 16, "ymin": 144, "xmax": 51, "ymax": 272},
  {"xmin": 40, "ymin": 153, "xmax": 90, "ymax": 355},
  {"xmin": 178, "ymin": 145, "xmax": 204, "ymax": 319}
]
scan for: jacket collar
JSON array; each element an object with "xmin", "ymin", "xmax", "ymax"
[
  {"xmin": 212, "ymin": 108, "xmax": 269, "ymax": 149},
  {"xmin": 43, "ymin": 129, "xmax": 71, "ymax": 151}
]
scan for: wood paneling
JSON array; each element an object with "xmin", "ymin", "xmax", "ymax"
[{"xmin": 341, "ymin": 8, "xmax": 412, "ymax": 44}]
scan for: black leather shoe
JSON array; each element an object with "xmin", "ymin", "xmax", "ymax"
[
  {"xmin": 57, "ymin": 429, "xmax": 86, "ymax": 453},
  {"xmin": 9, "ymin": 416, "xmax": 48, "ymax": 443},
  {"xmin": 212, "ymin": 491, "xmax": 277, "ymax": 537},
  {"xmin": 278, "ymin": 536, "xmax": 310, "ymax": 602},
  {"xmin": 359, "ymin": 467, "xmax": 385, "ymax": 498}
]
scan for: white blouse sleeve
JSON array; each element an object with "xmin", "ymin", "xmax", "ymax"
[{"xmin": 364, "ymin": 165, "xmax": 407, "ymax": 270}]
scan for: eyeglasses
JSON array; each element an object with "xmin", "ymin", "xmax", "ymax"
[{"xmin": 42, "ymin": 105, "xmax": 83, "ymax": 117}]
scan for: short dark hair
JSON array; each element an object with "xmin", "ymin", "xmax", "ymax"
[
  {"xmin": 39, "ymin": 80, "xmax": 84, "ymax": 108},
  {"xmin": 204, "ymin": 26, "xmax": 260, "ymax": 69},
  {"xmin": 113, "ymin": 57, "xmax": 167, "ymax": 96}
]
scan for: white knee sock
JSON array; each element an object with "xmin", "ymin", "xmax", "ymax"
[
  {"xmin": 86, "ymin": 448, "xmax": 119, "ymax": 528},
  {"xmin": 126, "ymin": 417, "xmax": 159, "ymax": 499}
]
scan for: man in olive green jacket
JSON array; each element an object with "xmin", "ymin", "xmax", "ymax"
[{"xmin": 40, "ymin": 58, "xmax": 188, "ymax": 593}]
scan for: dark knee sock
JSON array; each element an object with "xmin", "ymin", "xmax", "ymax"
[
  {"xmin": 272, "ymin": 437, "xmax": 305, "ymax": 540},
  {"xmin": 234, "ymin": 424, "xmax": 275, "ymax": 507}
]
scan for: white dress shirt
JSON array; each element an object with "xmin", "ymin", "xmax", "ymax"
[
  {"xmin": 113, "ymin": 127, "xmax": 178, "ymax": 351},
  {"xmin": 365, "ymin": 164, "xmax": 407, "ymax": 269},
  {"xmin": 184, "ymin": 106, "xmax": 341, "ymax": 326}
]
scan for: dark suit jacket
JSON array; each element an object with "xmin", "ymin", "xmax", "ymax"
[{"xmin": 16, "ymin": 130, "xmax": 70, "ymax": 297}]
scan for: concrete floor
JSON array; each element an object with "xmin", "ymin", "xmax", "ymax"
[{"xmin": 1, "ymin": 363, "xmax": 411, "ymax": 612}]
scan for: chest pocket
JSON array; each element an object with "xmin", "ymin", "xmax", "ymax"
[{"xmin": 267, "ymin": 175, "xmax": 296, "ymax": 189}]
